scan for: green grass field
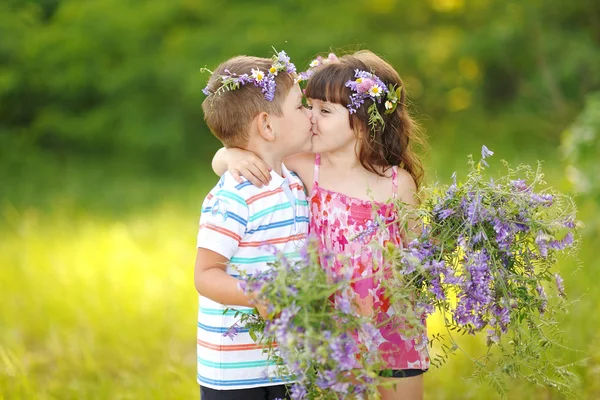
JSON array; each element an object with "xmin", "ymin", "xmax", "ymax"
[{"xmin": 2, "ymin": 123, "xmax": 599, "ymax": 399}]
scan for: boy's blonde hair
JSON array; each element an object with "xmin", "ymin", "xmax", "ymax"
[{"xmin": 202, "ymin": 56, "xmax": 295, "ymax": 148}]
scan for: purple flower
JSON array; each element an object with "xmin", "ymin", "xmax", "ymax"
[
  {"xmin": 290, "ymin": 384, "xmax": 307, "ymax": 399},
  {"xmin": 493, "ymin": 304, "xmax": 510, "ymax": 330},
  {"xmin": 287, "ymin": 286, "xmax": 299, "ymax": 296},
  {"xmin": 481, "ymin": 145, "xmax": 494, "ymax": 166},
  {"xmin": 454, "ymin": 250, "xmax": 495, "ymax": 329},
  {"xmin": 535, "ymin": 231, "xmax": 550, "ymax": 258},
  {"xmin": 330, "ymin": 333, "xmax": 358, "ymax": 371},
  {"xmin": 358, "ymin": 322, "xmax": 386, "ymax": 353},
  {"xmin": 536, "ymin": 284, "xmax": 547, "ymax": 314},
  {"xmin": 555, "ymin": 273, "xmax": 565, "ymax": 297},
  {"xmin": 430, "ymin": 276, "xmax": 445, "ymax": 300},
  {"xmin": 487, "ymin": 329, "xmax": 501, "ymax": 345},
  {"xmin": 335, "ymin": 292, "xmax": 353, "ymax": 314},
  {"xmin": 492, "ymin": 218, "xmax": 512, "ymax": 251},
  {"xmin": 223, "ymin": 322, "xmax": 241, "ymax": 341},
  {"xmin": 316, "ymin": 370, "xmax": 350, "ymax": 394},
  {"xmin": 345, "ymin": 69, "xmax": 389, "ymax": 115},
  {"xmin": 472, "ymin": 230, "xmax": 488, "ymax": 244},
  {"xmin": 511, "ymin": 179, "xmax": 529, "ymax": 192},
  {"xmin": 437, "ymin": 208, "xmax": 455, "ymax": 220},
  {"xmin": 268, "ymin": 304, "xmax": 300, "ymax": 345},
  {"xmin": 549, "ymin": 232, "xmax": 574, "ymax": 251},
  {"xmin": 531, "ymin": 193, "xmax": 554, "ymax": 207}
]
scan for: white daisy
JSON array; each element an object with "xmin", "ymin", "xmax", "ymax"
[
  {"xmin": 269, "ymin": 64, "xmax": 281, "ymax": 76},
  {"xmin": 369, "ymin": 84, "xmax": 383, "ymax": 97},
  {"xmin": 251, "ymin": 68, "xmax": 265, "ymax": 82}
]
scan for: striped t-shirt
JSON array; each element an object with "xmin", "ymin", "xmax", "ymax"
[{"xmin": 196, "ymin": 164, "xmax": 309, "ymax": 390}]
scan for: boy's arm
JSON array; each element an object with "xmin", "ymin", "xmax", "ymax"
[
  {"xmin": 212, "ymin": 147, "xmax": 271, "ymax": 187},
  {"xmin": 194, "ymin": 248, "xmax": 253, "ymax": 307},
  {"xmin": 195, "ymin": 188, "xmax": 268, "ymax": 318}
]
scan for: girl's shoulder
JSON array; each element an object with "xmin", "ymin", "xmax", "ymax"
[{"xmin": 395, "ymin": 167, "xmax": 418, "ymax": 206}]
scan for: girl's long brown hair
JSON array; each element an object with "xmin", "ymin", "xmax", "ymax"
[{"xmin": 305, "ymin": 50, "xmax": 426, "ymax": 188}]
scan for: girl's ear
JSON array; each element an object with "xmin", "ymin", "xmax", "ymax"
[
  {"xmin": 256, "ymin": 112, "xmax": 276, "ymax": 142},
  {"xmin": 355, "ymin": 123, "xmax": 367, "ymax": 141}
]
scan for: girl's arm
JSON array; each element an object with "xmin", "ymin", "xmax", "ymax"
[
  {"xmin": 211, "ymin": 147, "xmax": 316, "ymax": 192},
  {"xmin": 282, "ymin": 152, "xmax": 316, "ymax": 194},
  {"xmin": 396, "ymin": 168, "xmax": 421, "ymax": 245},
  {"xmin": 212, "ymin": 147, "xmax": 272, "ymax": 187}
]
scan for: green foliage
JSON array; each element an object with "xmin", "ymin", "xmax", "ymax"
[
  {"xmin": 562, "ymin": 92, "xmax": 600, "ymax": 197},
  {"xmin": 1, "ymin": 0, "xmax": 599, "ymax": 167},
  {"xmin": 561, "ymin": 92, "xmax": 600, "ymax": 235}
]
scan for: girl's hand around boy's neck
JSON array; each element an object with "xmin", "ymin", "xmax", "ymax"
[
  {"xmin": 213, "ymin": 147, "xmax": 272, "ymax": 187},
  {"xmin": 212, "ymin": 147, "xmax": 316, "ymax": 192}
]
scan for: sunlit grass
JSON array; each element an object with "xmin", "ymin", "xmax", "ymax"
[
  {"xmin": 1, "ymin": 130, "xmax": 599, "ymax": 399},
  {"xmin": 0, "ymin": 205, "xmax": 199, "ymax": 399}
]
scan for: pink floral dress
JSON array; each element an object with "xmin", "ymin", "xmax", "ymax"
[{"xmin": 308, "ymin": 154, "xmax": 430, "ymax": 370}]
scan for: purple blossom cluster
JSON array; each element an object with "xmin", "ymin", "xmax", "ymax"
[
  {"xmin": 396, "ymin": 146, "xmax": 578, "ymax": 343},
  {"xmin": 202, "ymin": 50, "xmax": 297, "ymax": 102},
  {"xmin": 345, "ymin": 69, "xmax": 390, "ymax": 114},
  {"xmin": 231, "ymin": 240, "xmax": 383, "ymax": 399}
]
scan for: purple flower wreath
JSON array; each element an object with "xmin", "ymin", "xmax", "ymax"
[{"xmin": 202, "ymin": 50, "xmax": 297, "ymax": 102}]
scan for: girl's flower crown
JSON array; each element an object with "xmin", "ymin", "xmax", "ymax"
[
  {"xmin": 201, "ymin": 50, "xmax": 297, "ymax": 102},
  {"xmin": 297, "ymin": 53, "xmax": 339, "ymax": 82},
  {"xmin": 345, "ymin": 69, "xmax": 402, "ymax": 132}
]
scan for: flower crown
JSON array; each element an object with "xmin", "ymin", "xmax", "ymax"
[
  {"xmin": 345, "ymin": 69, "xmax": 402, "ymax": 132},
  {"xmin": 201, "ymin": 50, "xmax": 297, "ymax": 102},
  {"xmin": 297, "ymin": 53, "xmax": 339, "ymax": 82}
]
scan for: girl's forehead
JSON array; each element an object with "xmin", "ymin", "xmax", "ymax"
[{"xmin": 307, "ymin": 98, "xmax": 333, "ymax": 105}]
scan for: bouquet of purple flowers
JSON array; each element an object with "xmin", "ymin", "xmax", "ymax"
[
  {"xmin": 232, "ymin": 147, "xmax": 579, "ymax": 399},
  {"xmin": 385, "ymin": 146, "xmax": 579, "ymax": 394},
  {"xmin": 233, "ymin": 243, "xmax": 389, "ymax": 399}
]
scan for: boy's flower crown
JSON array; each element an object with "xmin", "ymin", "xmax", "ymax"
[
  {"xmin": 201, "ymin": 50, "xmax": 297, "ymax": 102},
  {"xmin": 345, "ymin": 69, "xmax": 402, "ymax": 132}
]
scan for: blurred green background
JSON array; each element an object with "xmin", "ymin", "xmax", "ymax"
[{"xmin": 1, "ymin": 0, "xmax": 599, "ymax": 398}]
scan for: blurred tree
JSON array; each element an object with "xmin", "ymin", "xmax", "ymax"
[
  {"xmin": 561, "ymin": 92, "xmax": 600, "ymax": 233},
  {"xmin": 0, "ymin": 0, "xmax": 598, "ymax": 167}
]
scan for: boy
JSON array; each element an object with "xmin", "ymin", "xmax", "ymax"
[{"xmin": 194, "ymin": 52, "xmax": 313, "ymax": 400}]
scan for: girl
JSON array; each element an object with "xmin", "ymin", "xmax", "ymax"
[{"xmin": 213, "ymin": 50, "xmax": 429, "ymax": 400}]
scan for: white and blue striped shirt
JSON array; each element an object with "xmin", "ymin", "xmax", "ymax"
[{"xmin": 196, "ymin": 164, "xmax": 309, "ymax": 390}]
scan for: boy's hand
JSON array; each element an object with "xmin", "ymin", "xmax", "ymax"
[
  {"xmin": 227, "ymin": 148, "xmax": 272, "ymax": 187},
  {"xmin": 255, "ymin": 303, "xmax": 269, "ymax": 320},
  {"xmin": 248, "ymin": 292, "xmax": 270, "ymax": 320}
]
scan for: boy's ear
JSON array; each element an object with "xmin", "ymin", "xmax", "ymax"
[{"xmin": 256, "ymin": 112, "xmax": 276, "ymax": 142}]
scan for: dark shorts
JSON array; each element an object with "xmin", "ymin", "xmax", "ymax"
[
  {"xmin": 200, "ymin": 384, "xmax": 290, "ymax": 400},
  {"xmin": 379, "ymin": 369, "xmax": 428, "ymax": 378}
]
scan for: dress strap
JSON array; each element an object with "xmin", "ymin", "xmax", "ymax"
[
  {"xmin": 391, "ymin": 165, "xmax": 398, "ymax": 200},
  {"xmin": 313, "ymin": 154, "xmax": 321, "ymax": 186}
]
